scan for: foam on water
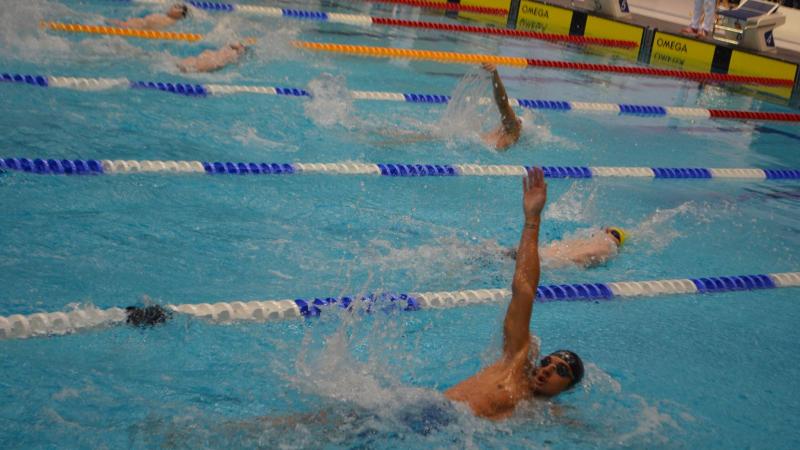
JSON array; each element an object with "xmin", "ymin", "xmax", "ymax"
[
  {"xmin": 0, "ymin": 0, "xmax": 76, "ymax": 62},
  {"xmin": 231, "ymin": 121, "xmax": 300, "ymax": 152},
  {"xmin": 305, "ymin": 73, "xmax": 359, "ymax": 129},
  {"xmin": 368, "ymin": 235, "xmax": 512, "ymax": 288},
  {"xmin": 630, "ymin": 201, "xmax": 697, "ymax": 253},
  {"xmin": 434, "ymin": 66, "xmax": 497, "ymax": 148},
  {"xmin": 546, "ymin": 181, "xmax": 600, "ymax": 223}
]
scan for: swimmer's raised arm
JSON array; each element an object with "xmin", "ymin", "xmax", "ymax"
[
  {"xmin": 482, "ymin": 62, "xmax": 519, "ymax": 133},
  {"xmin": 503, "ymin": 167, "xmax": 546, "ymax": 358}
]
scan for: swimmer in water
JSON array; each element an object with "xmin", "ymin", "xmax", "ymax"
[
  {"xmin": 374, "ymin": 62, "xmax": 522, "ymax": 150},
  {"xmin": 108, "ymin": 3, "xmax": 188, "ymax": 30},
  {"xmin": 445, "ymin": 167, "xmax": 584, "ymax": 419},
  {"xmin": 480, "ymin": 62, "xmax": 522, "ymax": 151},
  {"xmin": 506, "ymin": 226, "xmax": 627, "ymax": 269},
  {"xmin": 176, "ymin": 41, "xmax": 250, "ymax": 73}
]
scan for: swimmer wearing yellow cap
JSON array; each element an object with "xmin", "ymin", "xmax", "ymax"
[
  {"xmin": 518, "ymin": 226, "xmax": 626, "ymax": 269},
  {"xmin": 605, "ymin": 226, "xmax": 626, "ymax": 246}
]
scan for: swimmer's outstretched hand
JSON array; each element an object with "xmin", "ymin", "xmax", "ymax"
[
  {"xmin": 523, "ymin": 167, "xmax": 547, "ymax": 219},
  {"xmin": 481, "ymin": 62, "xmax": 497, "ymax": 73}
]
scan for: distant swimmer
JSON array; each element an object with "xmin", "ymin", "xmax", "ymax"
[
  {"xmin": 108, "ymin": 3, "xmax": 188, "ymax": 30},
  {"xmin": 506, "ymin": 226, "xmax": 627, "ymax": 269},
  {"xmin": 373, "ymin": 62, "xmax": 522, "ymax": 150},
  {"xmin": 177, "ymin": 42, "xmax": 249, "ymax": 73},
  {"xmin": 480, "ymin": 62, "xmax": 522, "ymax": 151},
  {"xmin": 445, "ymin": 168, "xmax": 584, "ymax": 420}
]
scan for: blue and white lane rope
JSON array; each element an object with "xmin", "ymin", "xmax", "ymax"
[
  {"xmin": 122, "ymin": 0, "xmax": 637, "ymax": 48},
  {"xmin": 1, "ymin": 271, "xmax": 799, "ymax": 339},
  {"xmin": 128, "ymin": 0, "xmax": 366, "ymax": 23},
  {"xmin": 3, "ymin": 157, "xmax": 800, "ymax": 180},
  {"xmin": 4, "ymin": 73, "xmax": 800, "ymax": 122}
]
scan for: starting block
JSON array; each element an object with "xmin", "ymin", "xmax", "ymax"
[
  {"xmin": 571, "ymin": 0, "xmax": 631, "ymax": 19},
  {"xmin": 713, "ymin": 0, "xmax": 786, "ymax": 52}
]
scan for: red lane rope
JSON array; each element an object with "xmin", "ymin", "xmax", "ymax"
[
  {"xmin": 372, "ymin": 17, "xmax": 638, "ymax": 48},
  {"xmin": 524, "ymin": 59, "xmax": 796, "ymax": 87},
  {"xmin": 708, "ymin": 110, "xmax": 800, "ymax": 121},
  {"xmin": 365, "ymin": 0, "xmax": 508, "ymax": 16}
]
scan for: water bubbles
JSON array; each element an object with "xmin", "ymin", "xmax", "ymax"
[{"xmin": 304, "ymin": 73, "xmax": 358, "ymax": 129}]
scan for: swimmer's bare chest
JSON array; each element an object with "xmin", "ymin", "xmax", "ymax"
[{"xmin": 444, "ymin": 361, "xmax": 532, "ymax": 419}]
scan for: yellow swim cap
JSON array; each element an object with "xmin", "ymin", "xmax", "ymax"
[{"xmin": 606, "ymin": 227, "xmax": 626, "ymax": 246}]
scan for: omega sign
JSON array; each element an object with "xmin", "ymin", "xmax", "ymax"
[
  {"xmin": 655, "ymin": 37, "xmax": 688, "ymax": 53},
  {"xmin": 521, "ymin": 4, "xmax": 549, "ymax": 18}
]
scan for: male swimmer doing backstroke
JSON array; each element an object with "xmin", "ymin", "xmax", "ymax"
[
  {"xmin": 374, "ymin": 62, "xmax": 522, "ymax": 150},
  {"xmin": 505, "ymin": 226, "xmax": 627, "ymax": 269},
  {"xmin": 480, "ymin": 62, "xmax": 522, "ymax": 151},
  {"xmin": 177, "ymin": 41, "xmax": 250, "ymax": 73},
  {"xmin": 108, "ymin": 3, "xmax": 188, "ymax": 30},
  {"xmin": 215, "ymin": 168, "xmax": 581, "ymax": 433},
  {"xmin": 444, "ymin": 167, "xmax": 583, "ymax": 419}
]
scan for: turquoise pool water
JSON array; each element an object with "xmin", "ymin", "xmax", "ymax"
[{"xmin": 2, "ymin": 0, "xmax": 800, "ymax": 448}]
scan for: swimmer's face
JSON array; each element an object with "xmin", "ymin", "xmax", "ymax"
[
  {"xmin": 167, "ymin": 4, "xmax": 188, "ymax": 20},
  {"xmin": 605, "ymin": 228, "xmax": 622, "ymax": 247},
  {"xmin": 532, "ymin": 355, "xmax": 574, "ymax": 397},
  {"xmin": 229, "ymin": 43, "xmax": 246, "ymax": 55}
]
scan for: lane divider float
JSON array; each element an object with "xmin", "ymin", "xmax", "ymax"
[
  {"xmin": 41, "ymin": 21, "xmax": 202, "ymax": 41},
  {"xmin": 135, "ymin": 0, "xmax": 510, "ymax": 15},
  {"xmin": 1, "ymin": 271, "xmax": 798, "ymax": 339},
  {"xmin": 4, "ymin": 73, "xmax": 799, "ymax": 123},
  {"xmin": 37, "ymin": 24, "xmax": 790, "ymax": 87},
  {"xmin": 123, "ymin": 1, "xmax": 628, "ymax": 47},
  {"xmin": 294, "ymin": 41, "xmax": 796, "ymax": 87},
  {"xmin": 350, "ymin": 0, "xmax": 509, "ymax": 15},
  {"xmin": 2, "ymin": 157, "xmax": 800, "ymax": 180}
]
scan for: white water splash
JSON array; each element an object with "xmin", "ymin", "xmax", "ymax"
[
  {"xmin": 615, "ymin": 395, "xmax": 681, "ymax": 445},
  {"xmin": 545, "ymin": 182, "xmax": 599, "ymax": 223},
  {"xmin": 434, "ymin": 67, "xmax": 496, "ymax": 148},
  {"xmin": 230, "ymin": 122, "xmax": 299, "ymax": 152},
  {"xmin": 628, "ymin": 201, "xmax": 697, "ymax": 253},
  {"xmin": 0, "ymin": 0, "xmax": 77, "ymax": 62},
  {"xmin": 520, "ymin": 109, "xmax": 580, "ymax": 151},
  {"xmin": 582, "ymin": 363, "xmax": 622, "ymax": 394},
  {"xmin": 368, "ymin": 236, "xmax": 512, "ymax": 287},
  {"xmin": 304, "ymin": 73, "xmax": 359, "ymax": 129}
]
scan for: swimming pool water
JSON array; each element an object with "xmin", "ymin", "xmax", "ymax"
[{"xmin": 2, "ymin": 0, "xmax": 800, "ymax": 448}]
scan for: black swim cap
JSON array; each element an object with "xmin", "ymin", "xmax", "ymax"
[
  {"xmin": 175, "ymin": 4, "xmax": 188, "ymax": 18},
  {"xmin": 549, "ymin": 350, "xmax": 584, "ymax": 387},
  {"xmin": 125, "ymin": 305, "xmax": 172, "ymax": 327}
]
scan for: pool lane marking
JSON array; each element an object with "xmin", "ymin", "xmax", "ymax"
[
  {"xmin": 294, "ymin": 41, "xmax": 795, "ymax": 88},
  {"xmin": 134, "ymin": 0, "xmax": 511, "ymax": 16},
  {"xmin": 43, "ymin": 23, "xmax": 790, "ymax": 86},
  {"xmin": 117, "ymin": 1, "xmax": 623, "ymax": 47},
  {"xmin": 2, "ymin": 157, "xmax": 800, "ymax": 180},
  {"xmin": 41, "ymin": 21, "xmax": 203, "ymax": 41},
  {"xmin": 1, "ymin": 271, "xmax": 799, "ymax": 339},
  {"xmin": 4, "ymin": 73, "xmax": 800, "ymax": 123}
]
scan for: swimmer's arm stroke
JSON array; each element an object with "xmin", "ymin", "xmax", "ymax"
[
  {"xmin": 503, "ymin": 167, "xmax": 546, "ymax": 358},
  {"xmin": 482, "ymin": 62, "xmax": 519, "ymax": 133}
]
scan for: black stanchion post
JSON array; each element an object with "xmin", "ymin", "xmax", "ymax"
[
  {"xmin": 638, "ymin": 26, "xmax": 656, "ymax": 64},
  {"xmin": 507, "ymin": 0, "xmax": 522, "ymax": 29}
]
